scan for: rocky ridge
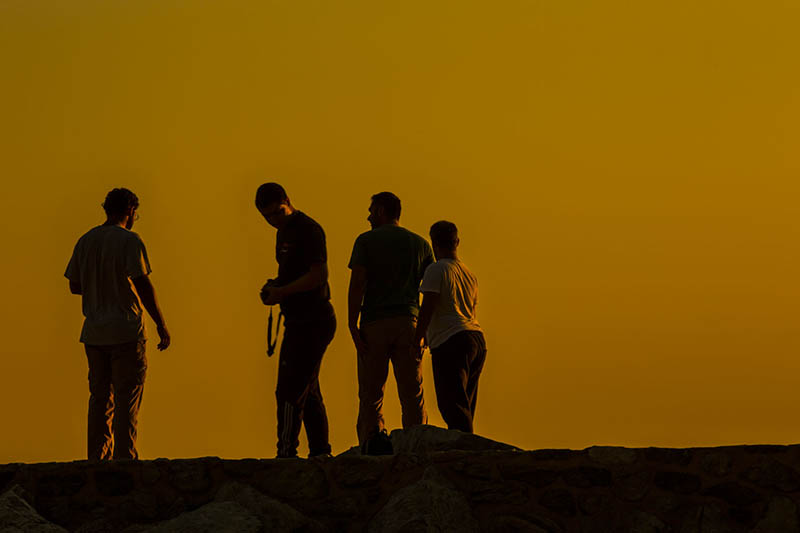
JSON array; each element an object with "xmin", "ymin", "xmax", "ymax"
[{"xmin": 2, "ymin": 426, "xmax": 800, "ymax": 532}]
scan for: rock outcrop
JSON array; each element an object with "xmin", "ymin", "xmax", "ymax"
[{"xmin": 2, "ymin": 426, "xmax": 800, "ymax": 532}]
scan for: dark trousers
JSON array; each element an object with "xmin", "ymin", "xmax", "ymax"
[
  {"xmin": 84, "ymin": 340, "xmax": 147, "ymax": 460},
  {"xmin": 276, "ymin": 311, "xmax": 336, "ymax": 458},
  {"xmin": 431, "ymin": 330, "xmax": 486, "ymax": 434}
]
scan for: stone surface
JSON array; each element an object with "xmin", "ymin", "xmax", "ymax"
[
  {"xmin": 5, "ymin": 430, "xmax": 800, "ymax": 532},
  {"xmin": 143, "ymin": 501, "xmax": 261, "ymax": 533},
  {"xmin": 368, "ymin": 467, "xmax": 480, "ymax": 532},
  {"xmin": 214, "ymin": 481, "xmax": 325, "ymax": 532},
  {"xmin": 752, "ymin": 496, "xmax": 800, "ymax": 533},
  {"xmin": 389, "ymin": 424, "xmax": 519, "ymax": 455},
  {"xmin": 743, "ymin": 460, "xmax": 800, "ymax": 492},
  {"xmin": 587, "ymin": 446, "xmax": 638, "ymax": 466},
  {"xmin": 0, "ymin": 485, "xmax": 67, "ymax": 532}
]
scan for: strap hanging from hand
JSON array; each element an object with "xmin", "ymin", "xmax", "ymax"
[{"xmin": 267, "ymin": 306, "xmax": 283, "ymax": 357}]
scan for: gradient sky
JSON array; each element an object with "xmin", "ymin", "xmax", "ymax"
[{"xmin": 1, "ymin": 0, "xmax": 798, "ymax": 463}]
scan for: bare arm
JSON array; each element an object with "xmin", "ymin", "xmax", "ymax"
[
  {"xmin": 348, "ymin": 265, "xmax": 368, "ymax": 353},
  {"xmin": 414, "ymin": 291, "xmax": 440, "ymax": 349},
  {"xmin": 68, "ymin": 281, "xmax": 82, "ymax": 295},
  {"xmin": 132, "ymin": 275, "xmax": 171, "ymax": 351}
]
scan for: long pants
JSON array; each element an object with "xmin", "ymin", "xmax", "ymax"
[
  {"xmin": 431, "ymin": 330, "xmax": 486, "ymax": 433},
  {"xmin": 276, "ymin": 311, "xmax": 336, "ymax": 458},
  {"xmin": 84, "ymin": 340, "xmax": 147, "ymax": 460},
  {"xmin": 357, "ymin": 315, "xmax": 426, "ymax": 446}
]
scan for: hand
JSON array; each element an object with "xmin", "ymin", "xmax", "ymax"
[
  {"xmin": 412, "ymin": 335, "xmax": 426, "ymax": 357},
  {"xmin": 156, "ymin": 325, "xmax": 171, "ymax": 351},
  {"xmin": 350, "ymin": 325, "xmax": 368, "ymax": 355},
  {"xmin": 260, "ymin": 284, "xmax": 284, "ymax": 306}
]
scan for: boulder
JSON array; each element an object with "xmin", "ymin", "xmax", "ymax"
[
  {"xmin": 389, "ymin": 425, "xmax": 519, "ymax": 455},
  {"xmin": 142, "ymin": 501, "xmax": 260, "ymax": 533},
  {"xmin": 214, "ymin": 482, "xmax": 326, "ymax": 532},
  {"xmin": 0, "ymin": 485, "xmax": 67, "ymax": 532},
  {"xmin": 368, "ymin": 467, "xmax": 479, "ymax": 532}
]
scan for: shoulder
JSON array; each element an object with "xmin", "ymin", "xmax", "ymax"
[
  {"xmin": 425, "ymin": 261, "xmax": 446, "ymax": 276},
  {"xmin": 354, "ymin": 229, "xmax": 373, "ymax": 244},
  {"xmin": 124, "ymin": 229, "xmax": 147, "ymax": 246},
  {"xmin": 294, "ymin": 212, "xmax": 325, "ymax": 234},
  {"xmin": 415, "ymin": 231, "xmax": 433, "ymax": 250}
]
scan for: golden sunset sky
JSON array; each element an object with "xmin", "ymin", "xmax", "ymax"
[{"xmin": 1, "ymin": 0, "xmax": 798, "ymax": 462}]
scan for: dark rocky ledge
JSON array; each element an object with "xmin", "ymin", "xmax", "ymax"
[{"xmin": 2, "ymin": 425, "xmax": 800, "ymax": 532}]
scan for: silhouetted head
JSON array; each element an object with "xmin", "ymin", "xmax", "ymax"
[
  {"xmin": 255, "ymin": 182, "xmax": 294, "ymax": 229},
  {"xmin": 103, "ymin": 188, "xmax": 139, "ymax": 229},
  {"xmin": 368, "ymin": 192, "xmax": 401, "ymax": 229},
  {"xmin": 430, "ymin": 220, "xmax": 459, "ymax": 260}
]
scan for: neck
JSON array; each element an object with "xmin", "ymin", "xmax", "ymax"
[
  {"xmin": 438, "ymin": 250, "xmax": 458, "ymax": 260},
  {"xmin": 104, "ymin": 217, "xmax": 127, "ymax": 228}
]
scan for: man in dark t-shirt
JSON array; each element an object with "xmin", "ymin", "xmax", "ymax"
[
  {"xmin": 348, "ymin": 192, "xmax": 434, "ymax": 451},
  {"xmin": 256, "ymin": 183, "xmax": 336, "ymax": 458}
]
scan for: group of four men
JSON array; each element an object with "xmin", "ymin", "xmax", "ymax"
[{"xmin": 65, "ymin": 184, "xmax": 487, "ymax": 460}]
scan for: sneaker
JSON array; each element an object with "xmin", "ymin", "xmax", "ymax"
[
  {"xmin": 362, "ymin": 429, "xmax": 394, "ymax": 456},
  {"xmin": 309, "ymin": 452, "xmax": 333, "ymax": 460}
]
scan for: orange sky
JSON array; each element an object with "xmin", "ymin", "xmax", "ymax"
[{"xmin": 1, "ymin": 0, "xmax": 798, "ymax": 463}]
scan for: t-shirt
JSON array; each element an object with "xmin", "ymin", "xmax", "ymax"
[
  {"xmin": 419, "ymin": 258, "xmax": 483, "ymax": 349},
  {"xmin": 348, "ymin": 225, "xmax": 434, "ymax": 325},
  {"xmin": 274, "ymin": 211, "xmax": 332, "ymax": 322},
  {"xmin": 64, "ymin": 225, "xmax": 152, "ymax": 345}
]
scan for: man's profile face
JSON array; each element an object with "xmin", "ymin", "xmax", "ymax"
[
  {"xmin": 259, "ymin": 201, "xmax": 290, "ymax": 229},
  {"xmin": 367, "ymin": 202, "xmax": 382, "ymax": 229},
  {"xmin": 125, "ymin": 208, "xmax": 136, "ymax": 230}
]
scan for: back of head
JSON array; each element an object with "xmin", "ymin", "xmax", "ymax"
[
  {"xmin": 103, "ymin": 188, "xmax": 139, "ymax": 217},
  {"xmin": 371, "ymin": 191, "xmax": 401, "ymax": 221},
  {"xmin": 255, "ymin": 182, "xmax": 288, "ymax": 209},
  {"xmin": 430, "ymin": 220, "xmax": 458, "ymax": 250}
]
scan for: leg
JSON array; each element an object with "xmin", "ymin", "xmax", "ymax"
[
  {"xmin": 389, "ymin": 316, "xmax": 426, "ymax": 429},
  {"xmin": 303, "ymin": 314, "xmax": 336, "ymax": 456},
  {"xmin": 356, "ymin": 319, "xmax": 392, "ymax": 446},
  {"xmin": 465, "ymin": 332, "xmax": 487, "ymax": 424},
  {"xmin": 85, "ymin": 344, "xmax": 114, "ymax": 461},
  {"xmin": 431, "ymin": 331, "xmax": 474, "ymax": 433},
  {"xmin": 275, "ymin": 317, "xmax": 333, "ymax": 458},
  {"xmin": 110, "ymin": 340, "xmax": 147, "ymax": 460}
]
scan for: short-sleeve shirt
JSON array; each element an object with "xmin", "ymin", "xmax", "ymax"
[
  {"xmin": 348, "ymin": 225, "xmax": 434, "ymax": 325},
  {"xmin": 64, "ymin": 225, "xmax": 152, "ymax": 345},
  {"xmin": 419, "ymin": 258, "xmax": 483, "ymax": 349},
  {"xmin": 274, "ymin": 211, "xmax": 332, "ymax": 322}
]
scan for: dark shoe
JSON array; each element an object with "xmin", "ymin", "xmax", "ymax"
[
  {"xmin": 309, "ymin": 452, "xmax": 333, "ymax": 460},
  {"xmin": 362, "ymin": 429, "xmax": 393, "ymax": 456}
]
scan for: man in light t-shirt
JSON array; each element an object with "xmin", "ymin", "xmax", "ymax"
[
  {"xmin": 413, "ymin": 220, "xmax": 486, "ymax": 434},
  {"xmin": 65, "ymin": 188, "xmax": 170, "ymax": 460}
]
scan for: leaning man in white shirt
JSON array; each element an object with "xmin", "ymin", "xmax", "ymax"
[
  {"xmin": 65, "ymin": 188, "xmax": 170, "ymax": 460},
  {"xmin": 413, "ymin": 220, "xmax": 486, "ymax": 433}
]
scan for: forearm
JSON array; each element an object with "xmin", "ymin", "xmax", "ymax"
[
  {"xmin": 136, "ymin": 281, "xmax": 166, "ymax": 328},
  {"xmin": 348, "ymin": 284, "xmax": 364, "ymax": 330},
  {"xmin": 415, "ymin": 293, "xmax": 438, "ymax": 342},
  {"xmin": 279, "ymin": 264, "xmax": 327, "ymax": 296}
]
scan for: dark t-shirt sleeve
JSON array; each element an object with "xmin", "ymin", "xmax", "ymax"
[
  {"xmin": 64, "ymin": 240, "xmax": 81, "ymax": 282},
  {"xmin": 126, "ymin": 235, "xmax": 152, "ymax": 279},
  {"xmin": 421, "ymin": 239, "xmax": 434, "ymax": 272},
  {"xmin": 305, "ymin": 223, "xmax": 327, "ymax": 264},
  {"xmin": 348, "ymin": 234, "xmax": 368, "ymax": 269}
]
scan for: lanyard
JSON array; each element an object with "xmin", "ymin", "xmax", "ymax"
[{"xmin": 267, "ymin": 306, "xmax": 283, "ymax": 357}]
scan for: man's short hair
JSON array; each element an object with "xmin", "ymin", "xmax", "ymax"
[
  {"xmin": 371, "ymin": 192, "xmax": 401, "ymax": 220},
  {"xmin": 430, "ymin": 220, "xmax": 459, "ymax": 249},
  {"xmin": 102, "ymin": 188, "xmax": 139, "ymax": 217},
  {"xmin": 255, "ymin": 183, "xmax": 288, "ymax": 209}
]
